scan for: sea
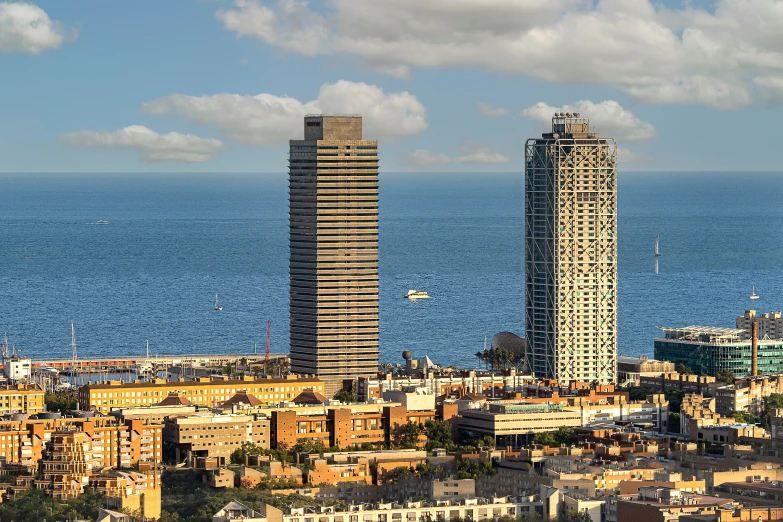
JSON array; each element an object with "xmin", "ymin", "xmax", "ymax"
[{"xmin": 1, "ymin": 172, "xmax": 782, "ymax": 369}]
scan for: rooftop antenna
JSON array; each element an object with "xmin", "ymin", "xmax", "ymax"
[{"xmin": 654, "ymin": 235, "xmax": 662, "ymax": 274}]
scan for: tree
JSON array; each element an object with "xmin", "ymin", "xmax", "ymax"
[
  {"xmin": 333, "ymin": 389, "xmax": 355, "ymax": 403},
  {"xmin": 532, "ymin": 431, "xmax": 557, "ymax": 447},
  {"xmin": 395, "ymin": 422, "xmax": 424, "ymax": 448},
  {"xmin": 424, "ymin": 419, "xmax": 453, "ymax": 450},
  {"xmin": 44, "ymin": 391, "xmax": 78, "ymax": 415},
  {"xmin": 669, "ymin": 412, "xmax": 681, "ymax": 430},
  {"xmin": 716, "ymin": 370, "xmax": 735, "ymax": 384},
  {"xmin": 761, "ymin": 393, "xmax": 783, "ymax": 429},
  {"xmin": 479, "ymin": 435, "xmax": 496, "ymax": 449},
  {"xmin": 676, "ymin": 363, "xmax": 694, "ymax": 375},
  {"xmin": 554, "ymin": 427, "xmax": 577, "ymax": 445},
  {"xmin": 455, "ymin": 458, "xmax": 496, "ymax": 479}
]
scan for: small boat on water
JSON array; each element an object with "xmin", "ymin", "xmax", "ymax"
[
  {"xmin": 750, "ymin": 285, "xmax": 760, "ymax": 300},
  {"xmin": 215, "ymin": 293, "xmax": 223, "ymax": 311},
  {"xmin": 95, "ymin": 220, "xmax": 110, "ymax": 225},
  {"xmin": 404, "ymin": 289, "xmax": 431, "ymax": 300},
  {"xmin": 54, "ymin": 381, "xmax": 74, "ymax": 392},
  {"xmin": 39, "ymin": 366, "xmax": 59, "ymax": 377}
]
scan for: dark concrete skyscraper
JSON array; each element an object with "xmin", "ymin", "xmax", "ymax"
[
  {"xmin": 525, "ymin": 113, "xmax": 617, "ymax": 384},
  {"xmin": 289, "ymin": 115, "xmax": 379, "ymax": 395}
]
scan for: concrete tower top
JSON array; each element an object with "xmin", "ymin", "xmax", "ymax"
[
  {"xmin": 304, "ymin": 115, "xmax": 363, "ymax": 141},
  {"xmin": 546, "ymin": 112, "xmax": 599, "ymax": 139}
]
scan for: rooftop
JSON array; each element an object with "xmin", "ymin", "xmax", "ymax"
[
  {"xmin": 82, "ymin": 376, "xmax": 321, "ymax": 390},
  {"xmin": 657, "ymin": 326, "xmax": 746, "ymax": 343}
]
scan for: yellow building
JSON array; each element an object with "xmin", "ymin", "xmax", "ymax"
[
  {"xmin": 0, "ymin": 383, "xmax": 44, "ymax": 416},
  {"xmin": 79, "ymin": 376, "xmax": 323, "ymax": 414}
]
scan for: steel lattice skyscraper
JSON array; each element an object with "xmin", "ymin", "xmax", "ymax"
[
  {"xmin": 524, "ymin": 113, "xmax": 618, "ymax": 384},
  {"xmin": 289, "ymin": 115, "xmax": 379, "ymax": 395}
]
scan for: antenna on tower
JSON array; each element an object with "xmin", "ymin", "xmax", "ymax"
[{"xmin": 265, "ymin": 319, "xmax": 271, "ymax": 374}]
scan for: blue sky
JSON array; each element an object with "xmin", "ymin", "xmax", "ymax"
[{"xmin": 1, "ymin": 0, "xmax": 782, "ymax": 173}]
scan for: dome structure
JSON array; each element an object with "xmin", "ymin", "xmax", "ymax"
[
  {"xmin": 402, "ymin": 350, "xmax": 412, "ymax": 360},
  {"xmin": 490, "ymin": 332, "xmax": 526, "ymax": 357}
]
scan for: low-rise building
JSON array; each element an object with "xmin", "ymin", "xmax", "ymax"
[
  {"xmin": 357, "ymin": 369, "xmax": 534, "ymax": 403},
  {"xmin": 692, "ymin": 423, "xmax": 767, "ymax": 444},
  {"xmin": 639, "ymin": 372, "xmax": 717, "ymax": 394},
  {"xmin": 2, "ymin": 356, "xmax": 31, "ymax": 383},
  {"xmin": 617, "ymin": 487, "xmax": 737, "ymax": 522},
  {"xmin": 458, "ymin": 404, "xmax": 583, "ymax": 447},
  {"xmin": 617, "ymin": 356, "xmax": 675, "ymax": 386},
  {"xmin": 163, "ymin": 412, "xmax": 270, "ymax": 465},
  {"xmin": 109, "ymin": 402, "xmax": 198, "ymax": 424}
]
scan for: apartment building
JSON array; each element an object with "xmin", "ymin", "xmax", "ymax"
[
  {"xmin": 39, "ymin": 431, "xmax": 100, "ymax": 500},
  {"xmin": 715, "ymin": 374, "xmax": 783, "ymax": 415},
  {"xmin": 163, "ymin": 412, "xmax": 270, "ymax": 464},
  {"xmin": 270, "ymin": 398, "xmax": 458, "ymax": 450},
  {"xmin": 79, "ymin": 375, "xmax": 323, "ymax": 414},
  {"xmin": 0, "ymin": 416, "xmax": 162, "ymax": 473},
  {"xmin": 220, "ymin": 497, "xmax": 542, "ymax": 522},
  {"xmin": 680, "ymin": 394, "xmax": 723, "ymax": 436},
  {"xmin": 737, "ymin": 310, "xmax": 783, "ymax": 339},
  {"xmin": 639, "ymin": 372, "xmax": 718, "ymax": 394},
  {"xmin": 0, "ymin": 383, "xmax": 44, "ymax": 416},
  {"xmin": 91, "ymin": 471, "xmax": 162, "ymax": 520},
  {"xmin": 304, "ymin": 455, "xmax": 373, "ymax": 486}
]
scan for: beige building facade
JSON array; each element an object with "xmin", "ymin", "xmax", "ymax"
[
  {"xmin": 79, "ymin": 376, "xmax": 323, "ymax": 414},
  {"xmin": 163, "ymin": 413, "xmax": 270, "ymax": 464},
  {"xmin": 289, "ymin": 115, "xmax": 379, "ymax": 394}
]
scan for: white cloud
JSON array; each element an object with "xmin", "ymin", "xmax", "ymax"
[
  {"xmin": 522, "ymin": 100, "xmax": 656, "ymax": 143},
  {"xmin": 58, "ymin": 125, "xmax": 225, "ymax": 163},
  {"xmin": 216, "ymin": 0, "xmax": 783, "ymax": 109},
  {"xmin": 140, "ymin": 80, "xmax": 427, "ymax": 147},
  {"xmin": 618, "ymin": 147, "xmax": 654, "ymax": 164},
  {"xmin": 0, "ymin": 2, "xmax": 75, "ymax": 54},
  {"xmin": 754, "ymin": 77, "xmax": 783, "ymax": 103},
  {"xmin": 412, "ymin": 142, "xmax": 509, "ymax": 166},
  {"xmin": 478, "ymin": 103, "xmax": 508, "ymax": 118}
]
